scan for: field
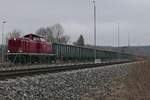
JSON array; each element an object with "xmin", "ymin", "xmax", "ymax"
[{"xmin": 103, "ymin": 60, "xmax": 150, "ymax": 100}]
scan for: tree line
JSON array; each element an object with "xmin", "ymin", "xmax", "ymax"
[{"xmin": 8, "ymin": 23, "xmax": 85, "ymax": 46}]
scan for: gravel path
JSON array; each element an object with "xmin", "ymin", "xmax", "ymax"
[{"xmin": 0, "ymin": 63, "xmax": 135, "ymax": 100}]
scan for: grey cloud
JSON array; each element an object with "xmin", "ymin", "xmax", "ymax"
[{"xmin": 0, "ymin": 0, "xmax": 150, "ymax": 46}]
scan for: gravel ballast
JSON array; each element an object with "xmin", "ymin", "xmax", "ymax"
[{"xmin": 0, "ymin": 62, "xmax": 135, "ymax": 100}]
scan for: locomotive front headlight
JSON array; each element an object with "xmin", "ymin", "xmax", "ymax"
[
  {"xmin": 19, "ymin": 50, "xmax": 23, "ymax": 53},
  {"xmin": 7, "ymin": 50, "xmax": 10, "ymax": 53},
  {"xmin": 14, "ymin": 38, "xmax": 16, "ymax": 41}
]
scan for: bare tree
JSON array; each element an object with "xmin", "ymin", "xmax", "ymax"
[
  {"xmin": 60, "ymin": 35, "xmax": 70, "ymax": 44},
  {"xmin": 8, "ymin": 29, "xmax": 22, "ymax": 38},
  {"xmin": 35, "ymin": 27, "xmax": 48, "ymax": 40},
  {"xmin": 35, "ymin": 27, "xmax": 47, "ymax": 36},
  {"xmin": 51, "ymin": 23, "xmax": 64, "ymax": 42},
  {"xmin": 45, "ymin": 27, "xmax": 54, "ymax": 42},
  {"xmin": 35, "ymin": 23, "xmax": 70, "ymax": 44},
  {"xmin": 35, "ymin": 27, "xmax": 54, "ymax": 42}
]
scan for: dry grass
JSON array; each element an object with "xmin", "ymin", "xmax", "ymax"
[
  {"xmin": 107, "ymin": 60, "xmax": 150, "ymax": 100},
  {"xmin": 123, "ymin": 60, "xmax": 150, "ymax": 100},
  {"xmin": 81, "ymin": 61, "xmax": 150, "ymax": 100},
  {"xmin": 100, "ymin": 61, "xmax": 150, "ymax": 100}
]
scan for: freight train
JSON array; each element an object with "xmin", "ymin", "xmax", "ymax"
[{"xmin": 7, "ymin": 33, "xmax": 135, "ymax": 64}]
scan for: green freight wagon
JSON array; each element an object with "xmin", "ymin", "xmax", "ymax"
[
  {"xmin": 52, "ymin": 43, "xmax": 95, "ymax": 61},
  {"xmin": 52, "ymin": 43, "xmax": 135, "ymax": 62}
]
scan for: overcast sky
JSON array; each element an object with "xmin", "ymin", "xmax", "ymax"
[{"xmin": 0, "ymin": 0, "xmax": 150, "ymax": 46}]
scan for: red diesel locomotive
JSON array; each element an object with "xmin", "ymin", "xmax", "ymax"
[{"xmin": 7, "ymin": 34, "xmax": 55, "ymax": 63}]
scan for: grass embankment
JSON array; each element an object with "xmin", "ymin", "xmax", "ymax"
[
  {"xmin": 108, "ymin": 61, "xmax": 150, "ymax": 100},
  {"xmin": 123, "ymin": 61, "xmax": 150, "ymax": 100}
]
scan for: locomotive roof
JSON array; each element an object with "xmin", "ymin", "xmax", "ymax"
[{"xmin": 24, "ymin": 33, "xmax": 44, "ymax": 38}]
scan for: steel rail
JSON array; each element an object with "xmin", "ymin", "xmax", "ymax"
[{"xmin": 0, "ymin": 61, "xmax": 133, "ymax": 80}]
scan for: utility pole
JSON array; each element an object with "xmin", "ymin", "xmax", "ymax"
[
  {"xmin": 93, "ymin": 0, "xmax": 97, "ymax": 63},
  {"xmin": 118, "ymin": 23, "xmax": 120, "ymax": 48},
  {"xmin": 128, "ymin": 33, "xmax": 130, "ymax": 47},
  {"xmin": 1, "ymin": 21, "xmax": 6, "ymax": 63},
  {"xmin": 117, "ymin": 23, "xmax": 120, "ymax": 60}
]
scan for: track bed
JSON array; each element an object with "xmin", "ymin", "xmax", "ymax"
[{"xmin": 0, "ymin": 60, "xmax": 133, "ymax": 80}]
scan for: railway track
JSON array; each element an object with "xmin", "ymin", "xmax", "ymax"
[{"xmin": 0, "ymin": 60, "xmax": 133, "ymax": 80}]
